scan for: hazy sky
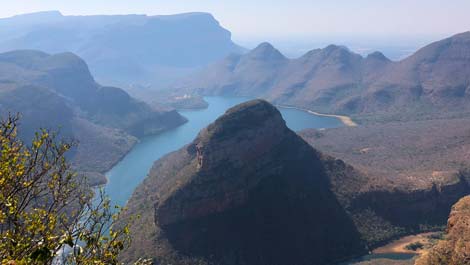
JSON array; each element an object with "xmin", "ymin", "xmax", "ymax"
[{"xmin": 2, "ymin": 0, "xmax": 470, "ymax": 48}]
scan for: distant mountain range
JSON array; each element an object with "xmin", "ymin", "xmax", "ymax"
[
  {"xmin": 0, "ymin": 11, "xmax": 245, "ymax": 89},
  {"xmin": 179, "ymin": 32, "xmax": 470, "ymax": 118},
  {"xmin": 0, "ymin": 49, "xmax": 186, "ymax": 185}
]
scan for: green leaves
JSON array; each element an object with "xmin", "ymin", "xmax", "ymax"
[
  {"xmin": 0, "ymin": 114, "xmax": 136, "ymax": 264},
  {"xmin": 61, "ymin": 234, "xmax": 74, "ymax": 248}
]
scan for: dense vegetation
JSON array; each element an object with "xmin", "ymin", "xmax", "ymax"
[
  {"xmin": 301, "ymin": 118, "xmax": 470, "ymax": 247},
  {"xmin": 0, "ymin": 114, "xmax": 141, "ymax": 264},
  {"xmin": 301, "ymin": 118, "xmax": 470, "ymax": 185}
]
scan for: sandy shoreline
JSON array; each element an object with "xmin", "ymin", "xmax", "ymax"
[
  {"xmin": 373, "ymin": 232, "xmax": 438, "ymax": 255},
  {"xmin": 276, "ymin": 105, "xmax": 358, "ymax": 127}
]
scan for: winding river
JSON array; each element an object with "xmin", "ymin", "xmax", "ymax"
[
  {"xmin": 104, "ymin": 96, "xmax": 344, "ymax": 207},
  {"xmin": 103, "ymin": 96, "xmax": 418, "ymax": 264}
]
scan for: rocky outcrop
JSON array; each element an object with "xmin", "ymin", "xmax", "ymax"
[
  {"xmin": 123, "ymin": 100, "xmax": 366, "ymax": 265},
  {"xmin": 154, "ymin": 100, "xmax": 292, "ymax": 226},
  {"xmin": 415, "ymin": 196, "xmax": 470, "ymax": 265}
]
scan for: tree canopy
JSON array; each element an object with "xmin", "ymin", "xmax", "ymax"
[{"xmin": 0, "ymin": 114, "xmax": 142, "ymax": 264}]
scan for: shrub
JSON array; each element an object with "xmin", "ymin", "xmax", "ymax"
[
  {"xmin": 0, "ymin": 114, "xmax": 139, "ymax": 264},
  {"xmin": 405, "ymin": 241, "xmax": 424, "ymax": 251}
]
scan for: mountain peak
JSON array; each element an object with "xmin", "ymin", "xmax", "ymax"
[
  {"xmin": 255, "ymin": 42, "xmax": 275, "ymax": 50},
  {"xmin": 324, "ymin": 44, "xmax": 349, "ymax": 52},
  {"xmin": 405, "ymin": 30, "xmax": 470, "ymax": 65},
  {"xmin": 248, "ymin": 42, "xmax": 287, "ymax": 60},
  {"xmin": 366, "ymin": 51, "xmax": 391, "ymax": 61},
  {"xmin": 324, "ymin": 44, "xmax": 341, "ymax": 50},
  {"xmin": 300, "ymin": 45, "xmax": 353, "ymax": 60},
  {"xmin": 216, "ymin": 99, "xmax": 281, "ymax": 126},
  {"xmin": 319, "ymin": 44, "xmax": 358, "ymax": 60},
  {"xmin": 126, "ymin": 99, "xmax": 364, "ymax": 264},
  {"xmin": 194, "ymin": 99, "xmax": 289, "ymax": 163},
  {"xmin": 0, "ymin": 50, "xmax": 92, "ymax": 76}
]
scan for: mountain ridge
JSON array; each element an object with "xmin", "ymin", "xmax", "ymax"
[
  {"xmin": 178, "ymin": 31, "xmax": 470, "ymax": 120},
  {"xmin": 0, "ymin": 11, "xmax": 245, "ymax": 90},
  {"xmin": 0, "ymin": 49, "xmax": 187, "ymax": 184}
]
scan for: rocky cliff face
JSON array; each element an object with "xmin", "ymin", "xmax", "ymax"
[
  {"xmin": 123, "ymin": 100, "xmax": 366, "ymax": 265},
  {"xmin": 415, "ymin": 195, "xmax": 470, "ymax": 265},
  {"xmin": 0, "ymin": 11, "xmax": 245, "ymax": 88},
  {"xmin": 346, "ymin": 176, "xmax": 470, "ymax": 246}
]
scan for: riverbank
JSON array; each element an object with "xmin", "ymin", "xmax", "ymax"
[
  {"xmin": 345, "ymin": 232, "xmax": 440, "ymax": 264},
  {"xmin": 104, "ymin": 96, "xmax": 345, "ymax": 207},
  {"xmin": 372, "ymin": 232, "xmax": 438, "ymax": 255},
  {"xmin": 277, "ymin": 105, "xmax": 358, "ymax": 127}
]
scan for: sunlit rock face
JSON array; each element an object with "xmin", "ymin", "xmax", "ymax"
[{"xmin": 415, "ymin": 195, "xmax": 470, "ymax": 265}]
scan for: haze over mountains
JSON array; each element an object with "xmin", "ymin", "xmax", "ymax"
[
  {"xmin": 6, "ymin": 11, "xmax": 469, "ymax": 120},
  {"xmin": 3, "ymin": 11, "xmax": 470, "ymax": 120},
  {"xmin": 0, "ymin": 49, "xmax": 186, "ymax": 184},
  {"xmin": 1, "ymin": 7, "xmax": 470, "ymax": 265},
  {"xmin": 0, "ymin": 11, "xmax": 244, "ymax": 89},
  {"xmin": 180, "ymin": 31, "xmax": 470, "ymax": 119}
]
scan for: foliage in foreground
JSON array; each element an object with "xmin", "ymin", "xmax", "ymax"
[{"xmin": 0, "ymin": 114, "xmax": 143, "ymax": 264}]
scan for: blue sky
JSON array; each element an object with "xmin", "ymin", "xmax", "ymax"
[{"xmin": 2, "ymin": 0, "xmax": 470, "ymax": 56}]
